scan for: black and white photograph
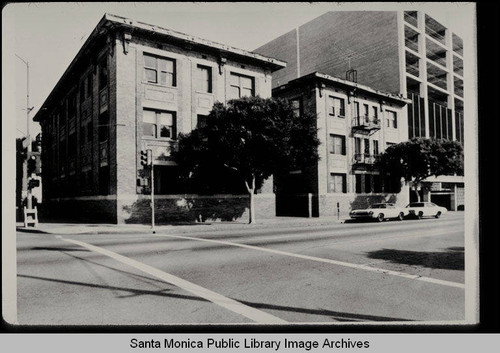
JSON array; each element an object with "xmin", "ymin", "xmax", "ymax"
[{"xmin": 3, "ymin": 1, "xmax": 483, "ymax": 341}]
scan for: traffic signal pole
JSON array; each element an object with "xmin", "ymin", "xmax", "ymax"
[
  {"xmin": 141, "ymin": 149, "xmax": 155, "ymax": 232},
  {"xmin": 151, "ymin": 152, "xmax": 155, "ymax": 233}
]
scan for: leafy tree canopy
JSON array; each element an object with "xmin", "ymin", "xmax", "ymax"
[
  {"xmin": 173, "ymin": 96, "xmax": 320, "ymax": 222},
  {"xmin": 376, "ymin": 137, "xmax": 464, "ymax": 187}
]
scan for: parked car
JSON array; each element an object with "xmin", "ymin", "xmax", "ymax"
[
  {"xmin": 349, "ymin": 203, "xmax": 407, "ymax": 222},
  {"xmin": 405, "ymin": 202, "xmax": 447, "ymax": 219}
]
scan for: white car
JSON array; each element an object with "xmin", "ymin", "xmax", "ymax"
[
  {"xmin": 349, "ymin": 203, "xmax": 407, "ymax": 222},
  {"xmin": 405, "ymin": 202, "xmax": 447, "ymax": 219}
]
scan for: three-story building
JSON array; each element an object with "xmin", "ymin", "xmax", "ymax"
[
  {"xmin": 34, "ymin": 14, "xmax": 286, "ymax": 223},
  {"xmin": 273, "ymin": 72, "xmax": 410, "ymax": 217}
]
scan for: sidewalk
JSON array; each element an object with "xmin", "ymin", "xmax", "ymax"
[{"xmin": 16, "ymin": 215, "xmax": 349, "ymax": 236}]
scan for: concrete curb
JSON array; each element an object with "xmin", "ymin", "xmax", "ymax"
[{"xmin": 16, "ymin": 219, "xmax": 347, "ymax": 236}]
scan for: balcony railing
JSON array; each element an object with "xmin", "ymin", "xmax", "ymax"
[
  {"xmin": 405, "ymin": 38, "xmax": 419, "ymax": 53},
  {"xmin": 352, "ymin": 154, "xmax": 377, "ymax": 170},
  {"xmin": 404, "ymin": 11, "xmax": 418, "ymax": 28},
  {"xmin": 352, "ymin": 116, "xmax": 381, "ymax": 135},
  {"xmin": 406, "ymin": 64, "xmax": 419, "ymax": 77}
]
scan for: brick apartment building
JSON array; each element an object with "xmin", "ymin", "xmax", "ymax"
[
  {"xmin": 273, "ymin": 72, "xmax": 410, "ymax": 217},
  {"xmin": 256, "ymin": 11, "xmax": 465, "ymax": 210},
  {"xmin": 33, "ymin": 13, "xmax": 285, "ymax": 224}
]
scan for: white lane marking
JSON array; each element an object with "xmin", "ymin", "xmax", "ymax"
[
  {"xmin": 325, "ymin": 226, "xmax": 464, "ymax": 247},
  {"xmin": 155, "ymin": 234, "xmax": 465, "ymax": 290},
  {"xmin": 58, "ymin": 237, "xmax": 287, "ymax": 324}
]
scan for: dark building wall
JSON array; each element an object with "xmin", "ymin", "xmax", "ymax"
[
  {"xmin": 255, "ymin": 28, "xmax": 298, "ymax": 89},
  {"xmin": 256, "ymin": 11, "xmax": 401, "ymax": 94}
]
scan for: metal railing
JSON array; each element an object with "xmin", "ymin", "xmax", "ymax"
[
  {"xmin": 406, "ymin": 64, "xmax": 419, "ymax": 77},
  {"xmin": 353, "ymin": 153, "xmax": 376, "ymax": 165},
  {"xmin": 352, "ymin": 116, "xmax": 380, "ymax": 128}
]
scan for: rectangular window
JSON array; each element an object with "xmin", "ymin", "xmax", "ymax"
[
  {"xmin": 98, "ymin": 112, "xmax": 109, "ymax": 142},
  {"xmin": 364, "ymin": 174, "xmax": 372, "ymax": 193},
  {"xmin": 354, "ymin": 102, "xmax": 360, "ymax": 117},
  {"xmin": 290, "ymin": 98, "xmax": 302, "ymax": 118},
  {"xmin": 329, "ymin": 134, "xmax": 346, "ymax": 155},
  {"xmin": 143, "ymin": 110, "xmax": 157, "ymax": 137},
  {"xmin": 68, "ymin": 94, "xmax": 77, "ymax": 119},
  {"xmin": 328, "ymin": 97, "xmax": 345, "ymax": 117},
  {"xmin": 80, "ymin": 122, "xmax": 86, "ymax": 147},
  {"xmin": 373, "ymin": 140, "xmax": 379, "ymax": 155},
  {"xmin": 99, "ymin": 59, "xmax": 108, "ymax": 90},
  {"xmin": 68, "ymin": 133, "xmax": 77, "ymax": 157},
  {"xmin": 372, "ymin": 106, "xmax": 378, "ymax": 123},
  {"xmin": 79, "ymin": 82, "xmax": 85, "ymax": 103},
  {"xmin": 229, "ymin": 73, "xmax": 255, "ymax": 99},
  {"xmin": 386, "ymin": 110, "xmax": 398, "ymax": 128},
  {"xmin": 143, "ymin": 109, "xmax": 177, "ymax": 139},
  {"xmin": 364, "ymin": 138, "xmax": 370, "ymax": 156},
  {"xmin": 143, "ymin": 53, "xmax": 176, "ymax": 87},
  {"xmin": 87, "ymin": 74, "xmax": 92, "ymax": 98},
  {"xmin": 363, "ymin": 139, "xmax": 370, "ymax": 156},
  {"xmin": 355, "ymin": 174, "xmax": 362, "ymax": 193},
  {"xmin": 386, "ymin": 142, "xmax": 395, "ymax": 149},
  {"xmin": 328, "ymin": 173, "xmax": 346, "ymax": 193},
  {"xmin": 196, "ymin": 114, "xmax": 208, "ymax": 129},
  {"xmin": 373, "ymin": 174, "xmax": 382, "ymax": 193},
  {"xmin": 354, "ymin": 137, "xmax": 361, "ymax": 155},
  {"xmin": 159, "ymin": 112, "xmax": 175, "ymax": 138},
  {"xmin": 87, "ymin": 122, "xmax": 93, "ymax": 143},
  {"xmin": 196, "ymin": 65, "xmax": 212, "ymax": 93},
  {"xmin": 363, "ymin": 104, "xmax": 369, "ymax": 118}
]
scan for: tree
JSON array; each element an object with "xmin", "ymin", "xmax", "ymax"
[
  {"xmin": 173, "ymin": 96, "xmax": 320, "ymax": 224},
  {"xmin": 376, "ymin": 138, "xmax": 464, "ymax": 201}
]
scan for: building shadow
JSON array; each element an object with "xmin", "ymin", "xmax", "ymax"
[
  {"xmin": 18, "ymin": 274, "xmax": 411, "ymax": 322},
  {"xmin": 365, "ymin": 247, "xmax": 464, "ymax": 271}
]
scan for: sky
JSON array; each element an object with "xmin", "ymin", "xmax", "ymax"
[{"xmin": 3, "ymin": 2, "xmax": 476, "ymax": 139}]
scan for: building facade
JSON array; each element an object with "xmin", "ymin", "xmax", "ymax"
[
  {"xmin": 273, "ymin": 72, "xmax": 410, "ymax": 217},
  {"xmin": 256, "ymin": 11, "xmax": 465, "ymax": 210},
  {"xmin": 34, "ymin": 14, "xmax": 286, "ymax": 224}
]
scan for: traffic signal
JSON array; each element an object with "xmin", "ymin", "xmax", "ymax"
[
  {"xmin": 140, "ymin": 149, "xmax": 152, "ymax": 167},
  {"xmin": 27, "ymin": 155, "xmax": 37, "ymax": 175},
  {"xmin": 28, "ymin": 179, "xmax": 40, "ymax": 189},
  {"xmin": 27, "ymin": 152, "xmax": 41, "ymax": 175}
]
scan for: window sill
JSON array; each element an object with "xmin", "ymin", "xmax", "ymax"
[
  {"xmin": 142, "ymin": 136, "xmax": 177, "ymax": 142},
  {"xmin": 143, "ymin": 81, "xmax": 177, "ymax": 89}
]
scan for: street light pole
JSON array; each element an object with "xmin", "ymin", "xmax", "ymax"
[
  {"xmin": 16, "ymin": 54, "xmax": 32, "ymax": 151},
  {"xmin": 16, "ymin": 54, "xmax": 34, "ymax": 211}
]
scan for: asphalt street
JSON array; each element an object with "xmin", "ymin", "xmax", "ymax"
[{"xmin": 16, "ymin": 213, "xmax": 465, "ymax": 325}]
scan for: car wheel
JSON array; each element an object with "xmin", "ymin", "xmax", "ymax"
[
  {"xmin": 417, "ymin": 211, "xmax": 424, "ymax": 219},
  {"xmin": 435, "ymin": 211, "xmax": 441, "ymax": 219},
  {"xmin": 377, "ymin": 213, "xmax": 385, "ymax": 222},
  {"xmin": 398, "ymin": 212, "xmax": 404, "ymax": 221}
]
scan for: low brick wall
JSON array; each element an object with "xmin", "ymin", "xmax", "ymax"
[
  {"xmin": 40, "ymin": 197, "xmax": 117, "ymax": 223},
  {"xmin": 119, "ymin": 193, "xmax": 276, "ymax": 224}
]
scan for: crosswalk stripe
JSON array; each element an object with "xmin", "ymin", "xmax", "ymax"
[{"xmin": 58, "ymin": 237, "xmax": 287, "ymax": 324}]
